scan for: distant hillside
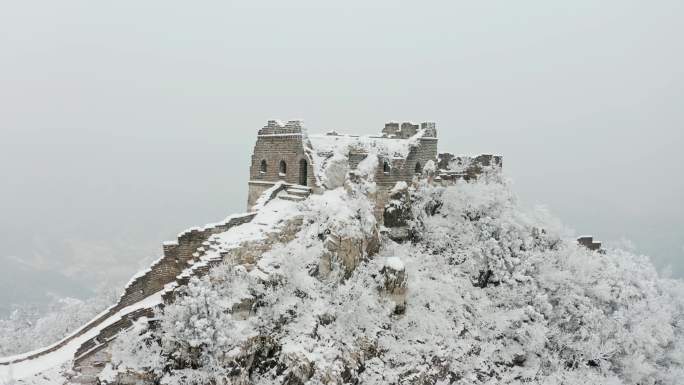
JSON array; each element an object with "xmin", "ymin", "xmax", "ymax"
[{"xmin": 0, "ymin": 255, "xmax": 93, "ymax": 316}]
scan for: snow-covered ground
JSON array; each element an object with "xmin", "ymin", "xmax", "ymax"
[
  {"xmin": 5, "ymin": 173, "xmax": 684, "ymax": 384},
  {"xmin": 99, "ymin": 178, "xmax": 684, "ymax": 385}
]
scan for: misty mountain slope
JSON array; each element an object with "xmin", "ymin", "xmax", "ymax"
[
  {"xmin": 101, "ymin": 174, "xmax": 684, "ymax": 385},
  {"xmin": 0, "ymin": 255, "xmax": 94, "ymax": 317}
]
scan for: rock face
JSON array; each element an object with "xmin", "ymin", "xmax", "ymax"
[{"xmin": 318, "ymin": 227, "xmax": 381, "ymax": 280}]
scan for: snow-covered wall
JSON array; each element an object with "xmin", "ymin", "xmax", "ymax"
[{"xmin": 0, "ymin": 213, "xmax": 256, "ymax": 373}]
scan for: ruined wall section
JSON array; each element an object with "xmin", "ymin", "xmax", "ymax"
[
  {"xmin": 247, "ymin": 120, "xmax": 316, "ymax": 209},
  {"xmin": 116, "ymin": 213, "xmax": 256, "ymax": 309},
  {"xmin": 436, "ymin": 153, "xmax": 503, "ymax": 183},
  {"xmin": 381, "ymin": 121, "xmax": 436, "ymax": 139},
  {"xmin": 0, "ymin": 213, "xmax": 256, "ymax": 369},
  {"xmin": 374, "ymin": 137, "xmax": 438, "ymax": 222}
]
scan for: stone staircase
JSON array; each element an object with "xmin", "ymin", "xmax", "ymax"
[{"xmin": 278, "ymin": 184, "xmax": 312, "ymax": 202}]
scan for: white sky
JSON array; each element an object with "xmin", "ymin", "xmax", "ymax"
[{"xmin": 0, "ymin": 1, "xmax": 682, "ymax": 308}]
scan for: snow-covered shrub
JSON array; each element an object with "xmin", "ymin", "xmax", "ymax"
[
  {"xmin": 0, "ymin": 289, "xmax": 117, "ymax": 357},
  {"xmin": 104, "ymin": 177, "xmax": 684, "ymax": 385}
]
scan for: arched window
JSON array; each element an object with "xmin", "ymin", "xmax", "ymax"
[
  {"xmin": 414, "ymin": 162, "xmax": 422, "ymax": 175},
  {"xmin": 383, "ymin": 160, "xmax": 391, "ymax": 174},
  {"xmin": 279, "ymin": 160, "xmax": 287, "ymax": 176},
  {"xmin": 259, "ymin": 160, "xmax": 267, "ymax": 174}
]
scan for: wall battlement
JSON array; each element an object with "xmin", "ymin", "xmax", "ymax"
[
  {"xmin": 117, "ymin": 213, "xmax": 256, "ymax": 309},
  {"xmin": 381, "ymin": 121, "xmax": 437, "ymax": 139},
  {"xmin": 258, "ymin": 120, "xmax": 305, "ymax": 136}
]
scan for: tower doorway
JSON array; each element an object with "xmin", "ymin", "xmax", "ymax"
[{"xmin": 299, "ymin": 159, "xmax": 308, "ymax": 186}]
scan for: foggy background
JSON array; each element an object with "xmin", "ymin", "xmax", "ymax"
[{"xmin": 1, "ymin": 1, "xmax": 682, "ymax": 315}]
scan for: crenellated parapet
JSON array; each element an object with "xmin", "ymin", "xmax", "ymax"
[
  {"xmin": 258, "ymin": 120, "xmax": 306, "ymax": 136},
  {"xmin": 381, "ymin": 121, "xmax": 436, "ymax": 139},
  {"xmin": 116, "ymin": 213, "xmax": 256, "ymax": 309}
]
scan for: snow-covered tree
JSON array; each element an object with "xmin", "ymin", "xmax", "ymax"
[
  {"xmin": 103, "ymin": 176, "xmax": 684, "ymax": 385},
  {"xmin": 0, "ymin": 288, "xmax": 118, "ymax": 356}
]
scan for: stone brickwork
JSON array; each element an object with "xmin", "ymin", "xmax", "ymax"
[
  {"xmin": 373, "ymin": 134, "xmax": 438, "ymax": 221},
  {"xmin": 247, "ymin": 120, "xmax": 317, "ymax": 209},
  {"xmin": 381, "ymin": 121, "xmax": 436, "ymax": 139},
  {"xmin": 246, "ymin": 119, "xmax": 505, "ymax": 224},
  {"xmin": 117, "ymin": 213, "xmax": 256, "ymax": 309},
  {"xmin": 249, "ymin": 120, "xmax": 442, "ymax": 223}
]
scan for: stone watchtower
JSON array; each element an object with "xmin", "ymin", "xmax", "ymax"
[{"xmin": 247, "ymin": 120, "xmax": 316, "ymax": 208}]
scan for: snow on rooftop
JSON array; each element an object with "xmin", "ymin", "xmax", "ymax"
[
  {"xmin": 308, "ymin": 129, "xmax": 427, "ymax": 159},
  {"xmin": 307, "ymin": 129, "xmax": 429, "ymax": 188}
]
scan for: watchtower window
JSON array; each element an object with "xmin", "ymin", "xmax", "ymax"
[
  {"xmin": 383, "ymin": 160, "xmax": 391, "ymax": 174},
  {"xmin": 259, "ymin": 160, "xmax": 267, "ymax": 174},
  {"xmin": 279, "ymin": 160, "xmax": 287, "ymax": 176},
  {"xmin": 414, "ymin": 162, "xmax": 422, "ymax": 175}
]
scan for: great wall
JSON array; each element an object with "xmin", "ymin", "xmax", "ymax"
[{"xmin": 0, "ymin": 120, "xmax": 603, "ymax": 384}]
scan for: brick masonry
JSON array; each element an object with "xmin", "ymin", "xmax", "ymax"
[
  {"xmin": 247, "ymin": 119, "xmax": 500, "ymax": 223},
  {"xmin": 247, "ymin": 120, "xmax": 317, "ymax": 209}
]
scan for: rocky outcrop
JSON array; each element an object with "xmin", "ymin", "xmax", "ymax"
[
  {"xmin": 380, "ymin": 257, "xmax": 408, "ymax": 314},
  {"xmin": 318, "ymin": 226, "xmax": 380, "ymax": 280}
]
